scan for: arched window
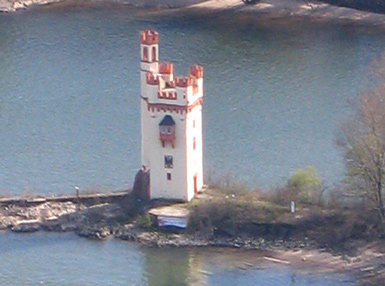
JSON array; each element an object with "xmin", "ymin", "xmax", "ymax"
[
  {"xmin": 152, "ymin": 47, "xmax": 157, "ymax": 62},
  {"xmin": 143, "ymin": 47, "xmax": 148, "ymax": 61}
]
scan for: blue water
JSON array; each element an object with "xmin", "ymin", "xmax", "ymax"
[
  {"xmin": 1, "ymin": 6, "xmax": 385, "ymax": 194},
  {"xmin": 2, "ymin": 5, "xmax": 382, "ymax": 284},
  {"xmin": 0, "ymin": 231, "xmax": 355, "ymax": 286}
]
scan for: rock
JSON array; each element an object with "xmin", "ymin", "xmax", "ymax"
[
  {"xmin": 41, "ymin": 218, "xmax": 76, "ymax": 232},
  {"xmin": 12, "ymin": 220, "xmax": 41, "ymax": 232},
  {"xmin": 117, "ymin": 231, "xmax": 137, "ymax": 241},
  {"xmin": 75, "ymin": 225, "xmax": 112, "ymax": 240},
  {"xmin": 0, "ymin": 216, "xmax": 18, "ymax": 229}
]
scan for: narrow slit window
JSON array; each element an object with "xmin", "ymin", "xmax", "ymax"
[
  {"xmin": 143, "ymin": 47, "xmax": 148, "ymax": 61},
  {"xmin": 152, "ymin": 46, "xmax": 157, "ymax": 62},
  {"xmin": 164, "ymin": 155, "xmax": 173, "ymax": 168}
]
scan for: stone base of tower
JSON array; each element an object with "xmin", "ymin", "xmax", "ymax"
[
  {"xmin": 149, "ymin": 187, "xmax": 197, "ymax": 203},
  {"xmin": 132, "ymin": 169, "xmax": 203, "ymax": 202}
]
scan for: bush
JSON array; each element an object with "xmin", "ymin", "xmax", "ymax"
[
  {"xmin": 137, "ymin": 213, "xmax": 154, "ymax": 230},
  {"xmin": 287, "ymin": 166, "xmax": 322, "ymax": 204}
]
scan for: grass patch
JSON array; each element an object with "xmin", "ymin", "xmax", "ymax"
[{"xmin": 188, "ymin": 187, "xmax": 287, "ymax": 236}]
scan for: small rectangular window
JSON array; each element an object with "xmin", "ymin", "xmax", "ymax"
[
  {"xmin": 167, "ymin": 173, "xmax": 172, "ymax": 181},
  {"xmin": 164, "ymin": 155, "xmax": 173, "ymax": 168}
]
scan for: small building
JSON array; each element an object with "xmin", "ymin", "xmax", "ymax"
[
  {"xmin": 148, "ymin": 204, "xmax": 189, "ymax": 229},
  {"xmin": 139, "ymin": 30, "xmax": 204, "ymax": 202}
]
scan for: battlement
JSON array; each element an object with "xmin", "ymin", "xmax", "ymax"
[
  {"xmin": 146, "ymin": 72, "xmax": 159, "ymax": 85},
  {"xmin": 175, "ymin": 76, "xmax": 193, "ymax": 87},
  {"xmin": 159, "ymin": 62, "xmax": 174, "ymax": 74},
  {"xmin": 140, "ymin": 30, "xmax": 159, "ymax": 45},
  {"xmin": 158, "ymin": 90, "xmax": 177, "ymax": 100},
  {"xmin": 189, "ymin": 65, "xmax": 204, "ymax": 79}
]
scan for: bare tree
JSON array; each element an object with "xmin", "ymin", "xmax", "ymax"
[{"xmin": 337, "ymin": 54, "xmax": 385, "ymax": 222}]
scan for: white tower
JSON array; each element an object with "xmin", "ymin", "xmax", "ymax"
[{"xmin": 139, "ymin": 30, "xmax": 204, "ymax": 202}]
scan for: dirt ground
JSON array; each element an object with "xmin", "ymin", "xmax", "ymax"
[
  {"xmin": 2, "ymin": 0, "xmax": 385, "ymax": 27},
  {"xmin": 188, "ymin": 0, "xmax": 385, "ymax": 25},
  {"xmin": 273, "ymin": 241, "xmax": 385, "ymax": 285}
]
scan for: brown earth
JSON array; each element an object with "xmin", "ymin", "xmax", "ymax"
[{"xmin": 2, "ymin": 0, "xmax": 385, "ymax": 28}]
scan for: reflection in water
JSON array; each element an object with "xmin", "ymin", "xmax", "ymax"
[
  {"xmin": 142, "ymin": 247, "xmax": 355, "ymax": 286},
  {"xmin": 144, "ymin": 247, "xmax": 206, "ymax": 286},
  {"xmin": 0, "ymin": 232, "xmax": 355, "ymax": 286}
]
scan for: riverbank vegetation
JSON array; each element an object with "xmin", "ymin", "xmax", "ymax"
[
  {"xmin": 336, "ymin": 52, "xmax": 385, "ymax": 224},
  {"xmin": 189, "ymin": 170, "xmax": 384, "ymax": 253}
]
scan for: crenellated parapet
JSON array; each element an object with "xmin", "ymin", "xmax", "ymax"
[
  {"xmin": 141, "ymin": 30, "xmax": 203, "ymax": 109},
  {"xmin": 159, "ymin": 62, "xmax": 173, "ymax": 74},
  {"xmin": 158, "ymin": 90, "xmax": 177, "ymax": 100},
  {"xmin": 189, "ymin": 65, "xmax": 204, "ymax": 79},
  {"xmin": 146, "ymin": 72, "xmax": 159, "ymax": 85},
  {"xmin": 140, "ymin": 30, "xmax": 159, "ymax": 45},
  {"xmin": 175, "ymin": 76, "xmax": 193, "ymax": 87}
]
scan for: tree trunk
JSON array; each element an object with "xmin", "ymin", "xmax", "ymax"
[{"xmin": 377, "ymin": 180, "xmax": 384, "ymax": 221}]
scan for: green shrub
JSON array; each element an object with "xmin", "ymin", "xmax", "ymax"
[
  {"xmin": 287, "ymin": 166, "xmax": 322, "ymax": 204},
  {"xmin": 137, "ymin": 213, "xmax": 154, "ymax": 230}
]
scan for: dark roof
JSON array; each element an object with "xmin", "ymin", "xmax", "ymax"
[{"xmin": 159, "ymin": 115, "xmax": 175, "ymax": 126}]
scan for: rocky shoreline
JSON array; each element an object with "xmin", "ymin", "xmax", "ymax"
[
  {"xmin": 2, "ymin": 0, "xmax": 385, "ymax": 28},
  {"xmin": 0, "ymin": 0, "xmax": 202, "ymax": 12},
  {"xmin": 1, "ymin": 192, "xmax": 384, "ymax": 285}
]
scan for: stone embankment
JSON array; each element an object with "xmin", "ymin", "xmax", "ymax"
[
  {"xmin": 0, "ymin": 0, "xmax": 205, "ymax": 12},
  {"xmin": 0, "ymin": 191, "xmax": 311, "ymax": 246},
  {"xmin": 1, "ymin": 192, "xmax": 384, "ymax": 284},
  {"xmin": 0, "ymin": 191, "xmax": 128, "ymax": 237}
]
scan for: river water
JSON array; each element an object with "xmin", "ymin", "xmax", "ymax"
[
  {"xmin": 1, "ymin": 5, "xmax": 385, "ymax": 195},
  {"xmin": 0, "ymin": 231, "xmax": 355, "ymax": 286},
  {"xmin": 0, "ymin": 4, "xmax": 385, "ymax": 285}
]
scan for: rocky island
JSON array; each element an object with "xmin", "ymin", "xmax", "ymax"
[
  {"xmin": 0, "ymin": 188, "xmax": 384, "ymax": 285},
  {"xmin": 1, "ymin": 1, "xmax": 385, "ymax": 285}
]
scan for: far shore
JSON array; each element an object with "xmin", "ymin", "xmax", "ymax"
[{"xmin": 1, "ymin": 0, "xmax": 385, "ymax": 28}]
